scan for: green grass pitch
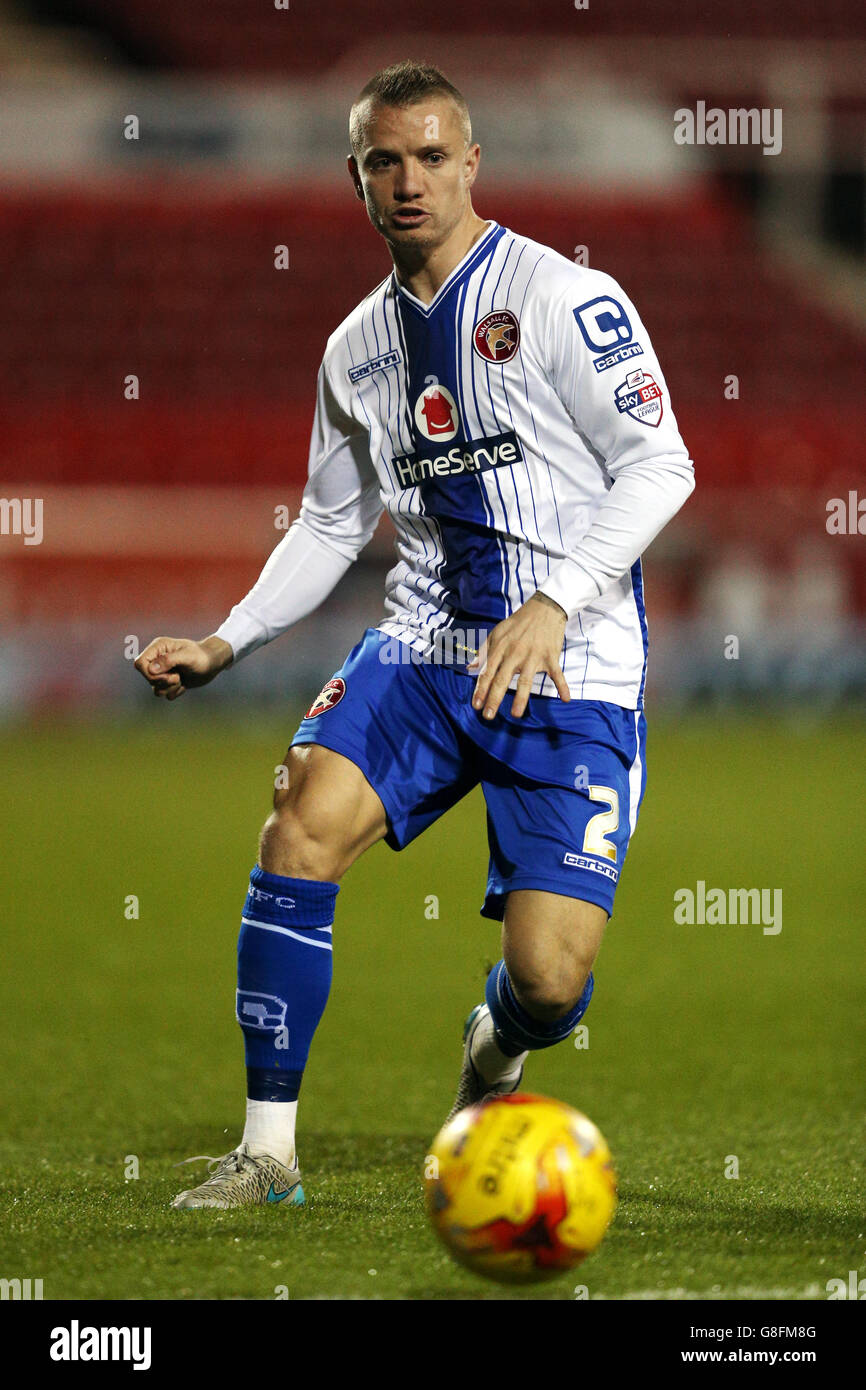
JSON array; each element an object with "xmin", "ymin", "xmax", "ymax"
[{"xmin": 0, "ymin": 708, "xmax": 863, "ymax": 1301}]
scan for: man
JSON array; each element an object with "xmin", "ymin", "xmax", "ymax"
[{"xmin": 136, "ymin": 60, "xmax": 695, "ymax": 1210}]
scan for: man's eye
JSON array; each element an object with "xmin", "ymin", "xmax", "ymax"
[{"xmin": 427, "ymin": 153, "xmax": 444, "ymax": 164}]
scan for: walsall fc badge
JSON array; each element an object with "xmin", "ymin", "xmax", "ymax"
[
  {"xmin": 472, "ymin": 310, "xmax": 520, "ymax": 364},
  {"xmin": 305, "ymin": 677, "xmax": 346, "ymax": 718}
]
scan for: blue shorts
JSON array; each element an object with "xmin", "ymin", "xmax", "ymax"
[{"xmin": 291, "ymin": 628, "xmax": 647, "ymax": 920}]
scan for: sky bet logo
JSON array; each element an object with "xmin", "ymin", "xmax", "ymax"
[
  {"xmin": 614, "ymin": 368, "xmax": 664, "ymax": 427},
  {"xmin": 392, "ymin": 431, "xmax": 524, "ymax": 489}
]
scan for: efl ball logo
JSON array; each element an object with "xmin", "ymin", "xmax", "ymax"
[
  {"xmin": 414, "ymin": 383, "xmax": 460, "ymax": 441},
  {"xmin": 305, "ymin": 677, "xmax": 346, "ymax": 719},
  {"xmin": 473, "ymin": 310, "xmax": 520, "ymax": 364},
  {"xmin": 424, "ymin": 1093, "xmax": 617, "ymax": 1284}
]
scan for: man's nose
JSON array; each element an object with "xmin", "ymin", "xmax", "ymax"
[{"xmin": 393, "ymin": 159, "xmax": 425, "ymax": 200}]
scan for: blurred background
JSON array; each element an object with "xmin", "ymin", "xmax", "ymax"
[{"xmin": 0, "ymin": 0, "xmax": 864, "ymax": 717}]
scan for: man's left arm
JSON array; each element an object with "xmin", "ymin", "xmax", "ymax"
[{"xmin": 470, "ymin": 273, "xmax": 695, "ymax": 718}]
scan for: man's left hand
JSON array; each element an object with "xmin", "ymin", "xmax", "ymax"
[{"xmin": 469, "ymin": 592, "xmax": 570, "ymax": 720}]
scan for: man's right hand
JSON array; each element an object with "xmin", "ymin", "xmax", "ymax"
[{"xmin": 134, "ymin": 635, "xmax": 234, "ymax": 701}]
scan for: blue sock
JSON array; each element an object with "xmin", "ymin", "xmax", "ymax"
[
  {"xmin": 237, "ymin": 866, "xmax": 338, "ymax": 1102},
  {"xmin": 485, "ymin": 959, "xmax": 594, "ymax": 1055}
]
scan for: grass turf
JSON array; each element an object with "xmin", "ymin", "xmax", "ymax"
[{"xmin": 0, "ymin": 709, "xmax": 863, "ymax": 1300}]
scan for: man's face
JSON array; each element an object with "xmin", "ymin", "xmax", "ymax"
[{"xmin": 349, "ymin": 97, "xmax": 480, "ymax": 253}]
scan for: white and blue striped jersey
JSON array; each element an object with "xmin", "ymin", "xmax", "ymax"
[{"xmin": 220, "ymin": 219, "xmax": 695, "ymax": 708}]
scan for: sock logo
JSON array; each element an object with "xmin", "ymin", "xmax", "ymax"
[
  {"xmin": 248, "ymin": 888, "xmax": 296, "ymax": 910},
  {"xmin": 236, "ymin": 991, "xmax": 288, "ymax": 1032}
]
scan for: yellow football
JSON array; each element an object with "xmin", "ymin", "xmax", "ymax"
[{"xmin": 424, "ymin": 1093, "xmax": 617, "ymax": 1284}]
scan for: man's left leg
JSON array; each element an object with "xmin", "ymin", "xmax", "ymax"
[
  {"xmin": 449, "ymin": 892, "xmax": 604, "ymax": 1114},
  {"xmin": 446, "ymin": 694, "xmax": 644, "ymax": 1118},
  {"xmin": 501, "ymin": 889, "xmax": 605, "ymax": 1021}
]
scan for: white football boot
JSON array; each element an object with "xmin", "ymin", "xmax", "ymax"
[
  {"xmin": 446, "ymin": 1003, "xmax": 524, "ymax": 1123},
  {"xmin": 170, "ymin": 1142, "xmax": 304, "ymax": 1210}
]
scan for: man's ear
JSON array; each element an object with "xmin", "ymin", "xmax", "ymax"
[
  {"xmin": 463, "ymin": 142, "xmax": 481, "ymax": 191},
  {"xmin": 347, "ymin": 155, "xmax": 365, "ymax": 201}
]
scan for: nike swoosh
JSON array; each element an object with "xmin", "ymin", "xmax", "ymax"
[{"xmin": 266, "ymin": 1180, "xmax": 295, "ymax": 1204}]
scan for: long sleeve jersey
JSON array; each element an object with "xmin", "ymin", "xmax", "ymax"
[{"xmin": 217, "ymin": 219, "xmax": 695, "ymax": 708}]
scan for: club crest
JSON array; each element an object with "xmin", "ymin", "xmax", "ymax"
[
  {"xmin": 473, "ymin": 310, "xmax": 520, "ymax": 364},
  {"xmin": 305, "ymin": 677, "xmax": 346, "ymax": 718}
]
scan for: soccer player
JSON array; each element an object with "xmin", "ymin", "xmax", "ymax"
[{"xmin": 135, "ymin": 61, "xmax": 695, "ymax": 1210}]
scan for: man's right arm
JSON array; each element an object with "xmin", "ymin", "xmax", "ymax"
[{"xmin": 135, "ymin": 358, "xmax": 382, "ymax": 701}]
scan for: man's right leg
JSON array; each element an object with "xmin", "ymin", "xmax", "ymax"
[
  {"xmin": 237, "ymin": 743, "xmax": 389, "ymax": 1164},
  {"xmin": 259, "ymin": 742, "xmax": 390, "ymax": 881},
  {"xmin": 172, "ymin": 744, "xmax": 387, "ymax": 1210}
]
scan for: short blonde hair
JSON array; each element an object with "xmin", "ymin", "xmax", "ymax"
[{"xmin": 349, "ymin": 60, "xmax": 471, "ymax": 156}]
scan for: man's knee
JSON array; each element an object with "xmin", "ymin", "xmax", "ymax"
[
  {"xmin": 502, "ymin": 890, "xmax": 606, "ymax": 1022},
  {"xmin": 259, "ymin": 744, "xmax": 386, "ymax": 880},
  {"xmin": 504, "ymin": 956, "xmax": 593, "ymax": 1022},
  {"xmin": 259, "ymin": 801, "xmax": 344, "ymax": 881}
]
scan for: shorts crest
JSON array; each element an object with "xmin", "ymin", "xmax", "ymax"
[{"xmin": 305, "ymin": 677, "xmax": 346, "ymax": 718}]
